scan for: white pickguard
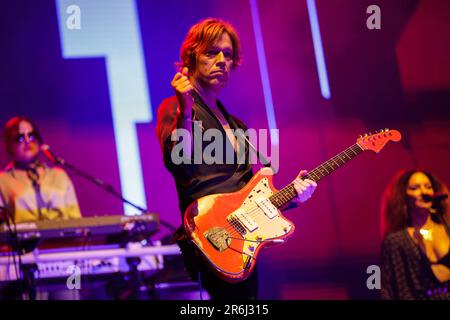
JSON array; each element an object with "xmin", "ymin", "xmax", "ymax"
[{"xmin": 229, "ymin": 178, "xmax": 293, "ymax": 264}]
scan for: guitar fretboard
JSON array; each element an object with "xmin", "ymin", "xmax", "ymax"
[{"xmin": 269, "ymin": 143, "xmax": 364, "ymax": 208}]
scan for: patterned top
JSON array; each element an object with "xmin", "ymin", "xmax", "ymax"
[
  {"xmin": 0, "ymin": 162, "xmax": 81, "ymax": 223},
  {"xmin": 381, "ymin": 229, "xmax": 450, "ymax": 300}
]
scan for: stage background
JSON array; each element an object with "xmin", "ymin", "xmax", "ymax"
[{"xmin": 1, "ymin": 0, "xmax": 449, "ymax": 299}]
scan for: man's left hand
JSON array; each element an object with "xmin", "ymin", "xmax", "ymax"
[{"xmin": 293, "ymin": 170, "xmax": 317, "ymax": 203}]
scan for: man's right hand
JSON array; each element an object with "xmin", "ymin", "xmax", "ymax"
[{"xmin": 171, "ymin": 67, "xmax": 194, "ymax": 117}]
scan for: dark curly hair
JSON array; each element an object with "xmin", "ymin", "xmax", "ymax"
[{"xmin": 380, "ymin": 168, "xmax": 449, "ymax": 237}]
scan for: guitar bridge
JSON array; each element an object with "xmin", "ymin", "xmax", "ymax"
[{"xmin": 204, "ymin": 227, "xmax": 231, "ymax": 252}]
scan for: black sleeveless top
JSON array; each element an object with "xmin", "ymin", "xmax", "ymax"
[{"xmin": 156, "ymin": 94, "xmax": 253, "ymax": 217}]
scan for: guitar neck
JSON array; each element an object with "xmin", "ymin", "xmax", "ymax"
[{"xmin": 269, "ymin": 143, "xmax": 364, "ymax": 209}]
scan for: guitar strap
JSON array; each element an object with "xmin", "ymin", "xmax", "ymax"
[{"xmin": 215, "ymin": 99, "xmax": 272, "ymax": 169}]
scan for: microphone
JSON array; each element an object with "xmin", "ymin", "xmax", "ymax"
[
  {"xmin": 422, "ymin": 193, "xmax": 449, "ymax": 203},
  {"xmin": 40, "ymin": 144, "xmax": 65, "ymax": 165}
]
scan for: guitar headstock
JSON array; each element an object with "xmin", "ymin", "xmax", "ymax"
[{"xmin": 357, "ymin": 129, "xmax": 402, "ymax": 153}]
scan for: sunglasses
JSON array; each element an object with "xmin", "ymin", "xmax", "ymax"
[{"xmin": 15, "ymin": 131, "xmax": 39, "ymax": 143}]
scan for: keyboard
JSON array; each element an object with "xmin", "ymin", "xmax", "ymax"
[
  {"xmin": 0, "ymin": 242, "xmax": 181, "ymax": 282},
  {"xmin": 0, "ymin": 213, "xmax": 159, "ymax": 243}
]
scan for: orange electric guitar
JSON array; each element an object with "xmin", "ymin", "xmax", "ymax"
[{"xmin": 183, "ymin": 129, "xmax": 402, "ymax": 283}]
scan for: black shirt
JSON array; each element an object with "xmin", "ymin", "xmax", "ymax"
[{"xmin": 156, "ymin": 94, "xmax": 254, "ymax": 217}]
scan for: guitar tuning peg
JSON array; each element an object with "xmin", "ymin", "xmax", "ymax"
[
  {"xmin": 359, "ymin": 135, "xmax": 363, "ymax": 139},
  {"xmin": 384, "ymin": 128, "xmax": 389, "ymax": 132}
]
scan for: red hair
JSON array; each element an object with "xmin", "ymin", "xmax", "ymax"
[{"xmin": 178, "ymin": 18, "xmax": 241, "ymax": 73}]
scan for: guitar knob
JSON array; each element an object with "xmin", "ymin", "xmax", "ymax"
[{"xmin": 249, "ymin": 245, "xmax": 255, "ymax": 252}]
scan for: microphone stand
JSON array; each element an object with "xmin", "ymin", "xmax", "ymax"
[
  {"xmin": 1, "ymin": 206, "xmax": 36, "ymax": 300},
  {"xmin": 429, "ymin": 199, "xmax": 450, "ymax": 238},
  {"xmin": 437, "ymin": 208, "xmax": 450, "ymax": 238},
  {"xmin": 47, "ymin": 153, "xmax": 177, "ymax": 299},
  {"xmin": 47, "ymin": 155, "xmax": 176, "ymax": 232}
]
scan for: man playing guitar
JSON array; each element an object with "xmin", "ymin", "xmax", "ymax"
[{"xmin": 155, "ymin": 17, "xmax": 317, "ymax": 300}]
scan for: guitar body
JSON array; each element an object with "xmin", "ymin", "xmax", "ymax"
[
  {"xmin": 184, "ymin": 167, "xmax": 295, "ymax": 283},
  {"xmin": 183, "ymin": 129, "xmax": 402, "ymax": 283}
]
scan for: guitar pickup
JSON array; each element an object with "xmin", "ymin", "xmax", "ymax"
[
  {"xmin": 255, "ymin": 197, "xmax": 278, "ymax": 219},
  {"xmin": 228, "ymin": 209, "xmax": 258, "ymax": 233}
]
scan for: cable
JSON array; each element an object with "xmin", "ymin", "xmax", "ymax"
[
  {"xmin": 198, "ymin": 269, "xmax": 203, "ymax": 300},
  {"xmin": 1, "ymin": 207, "xmax": 19, "ymax": 282},
  {"xmin": 0, "ymin": 206, "xmax": 21, "ymax": 282},
  {"xmin": 0, "ymin": 206, "xmax": 33, "ymax": 300},
  {"xmin": 226, "ymin": 236, "xmax": 285, "ymax": 244}
]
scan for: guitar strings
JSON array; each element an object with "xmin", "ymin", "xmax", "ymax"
[
  {"xmin": 216, "ymin": 144, "xmax": 363, "ymax": 237},
  {"xmin": 208, "ymin": 143, "xmax": 364, "ymax": 238}
]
